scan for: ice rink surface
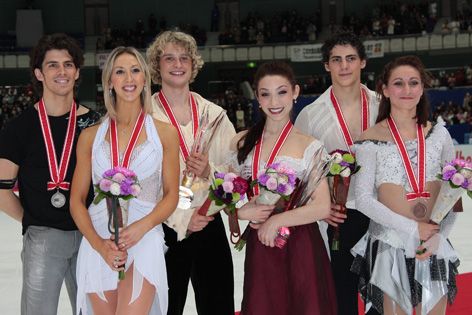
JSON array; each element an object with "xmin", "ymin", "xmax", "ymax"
[{"xmin": 0, "ymin": 197, "xmax": 470, "ymax": 314}]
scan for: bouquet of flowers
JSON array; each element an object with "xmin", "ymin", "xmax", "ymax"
[
  {"xmin": 198, "ymin": 172, "xmax": 249, "ymax": 216},
  {"xmin": 430, "ymin": 159, "xmax": 471, "ymax": 224},
  {"xmin": 198, "ymin": 172, "xmax": 249, "ymax": 243},
  {"xmin": 233, "ymin": 163, "xmax": 297, "ymax": 250},
  {"xmin": 327, "ymin": 150, "xmax": 360, "ymax": 251},
  {"xmin": 253, "ymin": 162, "xmax": 297, "ymax": 205},
  {"xmin": 93, "ymin": 166, "xmax": 141, "ymax": 280}
]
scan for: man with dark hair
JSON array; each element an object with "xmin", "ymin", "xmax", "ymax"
[
  {"xmin": 295, "ymin": 32, "xmax": 380, "ymax": 315},
  {"xmin": 0, "ymin": 33, "xmax": 100, "ymax": 315}
]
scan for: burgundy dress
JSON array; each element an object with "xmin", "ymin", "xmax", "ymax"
[
  {"xmin": 234, "ymin": 140, "xmax": 337, "ymax": 315},
  {"xmin": 241, "ymin": 222, "xmax": 337, "ymax": 315}
]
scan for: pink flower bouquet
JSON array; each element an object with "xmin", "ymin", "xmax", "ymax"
[
  {"xmin": 93, "ymin": 166, "xmax": 141, "ymax": 280},
  {"xmin": 198, "ymin": 172, "xmax": 249, "ymax": 216},
  {"xmin": 253, "ymin": 162, "xmax": 297, "ymax": 205},
  {"xmin": 430, "ymin": 159, "xmax": 472, "ymax": 224}
]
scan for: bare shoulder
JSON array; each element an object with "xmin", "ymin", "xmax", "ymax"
[
  {"xmin": 152, "ymin": 118, "xmax": 179, "ymax": 144},
  {"xmin": 77, "ymin": 104, "xmax": 90, "ymax": 115},
  {"xmin": 79, "ymin": 123, "xmax": 99, "ymax": 143},
  {"xmin": 230, "ymin": 130, "xmax": 249, "ymax": 151},
  {"xmin": 292, "ymin": 127, "xmax": 318, "ymax": 147},
  {"xmin": 360, "ymin": 121, "xmax": 390, "ymax": 141}
]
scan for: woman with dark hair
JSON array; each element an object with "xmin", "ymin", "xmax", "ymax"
[
  {"xmin": 228, "ymin": 61, "xmax": 337, "ymax": 315},
  {"xmin": 351, "ymin": 55, "xmax": 460, "ymax": 315}
]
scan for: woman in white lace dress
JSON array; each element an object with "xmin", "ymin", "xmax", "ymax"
[
  {"xmin": 70, "ymin": 47, "xmax": 179, "ymax": 315},
  {"xmin": 351, "ymin": 55, "xmax": 459, "ymax": 315}
]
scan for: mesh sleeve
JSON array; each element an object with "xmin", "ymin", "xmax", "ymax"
[{"xmin": 354, "ymin": 141, "xmax": 418, "ymax": 236}]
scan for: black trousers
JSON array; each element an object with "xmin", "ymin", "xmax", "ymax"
[
  {"xmin": 163, "ymin": 213, "xmax": 234, "ymax": 315},
  {"xmin": 327, "ymin": 209, "xmax": 380, "ymax": 315}
]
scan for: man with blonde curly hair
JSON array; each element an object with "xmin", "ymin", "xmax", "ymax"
[{"xmin": 147, "ymin": 30, "xmax": 235, "ymax": 315}]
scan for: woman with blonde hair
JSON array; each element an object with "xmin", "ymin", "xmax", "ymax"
[{"xmin": 70, "ymin": 46, "xmax": 180, "ymax": 314}]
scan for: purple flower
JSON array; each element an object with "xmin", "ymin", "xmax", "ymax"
[
  {"xmin": 451, "ymin": 173, "xmax": 465, "ymax": 186},
  {"xmin": 104, "ymin": 168, "xmax": 118, "ymax": 178},
  {"xmin": 120, "ymin": 181, "xmax": 133, "ymax": 195},
  {"xmin": 258, "ymin": 173, "xmax": 270, "ymax": 185},
  {"xmin": 99, "ymin": 178, "xmax": 112, "ymax": 192},
  {"xmin": 114, "ymin": 166, "xmax": 136, "ymax": 178},
  {"xmin": 443, "ymin": 169, "xmax": 457, "ymax": 181},
  {"xmin": 222, "ymin": 181, "xmax": 234, "ymax": 193},
  {"xmin": 277, "ymin": 183, "xmax": 288, "ymax": 195},
  {"xmin": 461, "ymin": 179, "xmax": 469, "ymax": 189},
  {"xmin": 215, "ymin": 172, "xmax": 225, "ymax": 179}
]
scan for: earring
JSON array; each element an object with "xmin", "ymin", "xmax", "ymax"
[
  {"xmin": 293, "ymin": 99, "xmax": 297, "ymax": 104},
  {"xmin": 109, "ymin": 88, "xmax": 113, "ymax": 97}
]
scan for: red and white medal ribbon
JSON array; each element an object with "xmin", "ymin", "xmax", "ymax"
[
  {"xmin": 37, "ymin": 99, "xmax": 77, "ymax": 191},
  {"xmin": 387, "ymin": 117, "xmax": 430, "ymax": 201},
  {"xmin": 110, "ymin": 110, "xmax": 145, "ymax": 168},
  {"xmin": 330, "ymin": 87, "xmax": 369, "ymax": 153},
  {"xmin": 157, "ymin": 91, "xmax": 198, "ymax": 160},
  {"xmin": 252, "ymin": 121, "xmax": 293, "ymax": 196}
]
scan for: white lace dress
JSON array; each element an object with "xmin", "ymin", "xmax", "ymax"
[
  {"xmin": 76, "ymin": 115, "xmax": 168, "ymax": 315},
  {"xmin": 351, "ymin": 123, "xmax": 459, "ymax": 314}
]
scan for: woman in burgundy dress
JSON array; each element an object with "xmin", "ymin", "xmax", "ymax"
[{"xmin": 228, "ymin": 61, "xmax": 337, "ymax": 315}]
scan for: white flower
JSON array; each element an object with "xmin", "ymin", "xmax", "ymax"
[
  {"xmin": 459, "ymin": 167, "xmax": 472, "ymax": 179},
  {"xmin": 331, "ymin": 152, "xmax": 343, "ymax": 164},
  {"xmin": 339, "ymin": 167, "xmax": 351, "ymax": 177},
  {"xmin": 110, "ymin": 183, "xmax": 121, "ymax": 196}
]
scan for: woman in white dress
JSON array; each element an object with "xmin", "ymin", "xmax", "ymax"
[
  {"xmin": 351, "ymin": 55, "xmax": 459, "ymax": 315},
  {"xmin": 70, "ymin": 46, "xmax": 180, "ymax": 315}
]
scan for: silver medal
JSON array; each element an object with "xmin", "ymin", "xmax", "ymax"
[
  {"xmin": 51, "ymin": 191, "xmax": 66, "ymax": 208},
  {"xmin": 177, "ymin": 186, "xmax": 194, "ymax": 209}
]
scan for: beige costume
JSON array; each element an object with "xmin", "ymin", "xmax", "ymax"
[{"xmin": 151, "ymin": 92, "xmax": 236, "ymax": 240}]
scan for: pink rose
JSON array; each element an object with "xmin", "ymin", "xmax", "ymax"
[
  {"xmin": 99, "ymin": 178, "xmax": 112, "ymax": 192},
  {"xmin": 112, "ymin": 173, "xmax": 126, "ymax": 183},
  {"xmin": 131, "ymin": 184, "xmax": 141, "ymax": 197},
  {"xmin": 451, "ymin": 173, "xmax": 465, "ymax": 186},
  {"xmin": 265, "ymin": 177, "xmax": 278, "ymax": 191},
  {"xmin": 222, "ymin": 181, "xmax": 234, "ymax": 193},
  {"xmin": 224, "ymin": 173, "xmax": 237, "ymax": 182},
  {"xmin": 442, "ymin": 165, "xmax": 456, "ymax": 173}
]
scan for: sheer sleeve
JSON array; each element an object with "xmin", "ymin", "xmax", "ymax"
[
  {"xmin": 439, "ymin": 123, "xmax": 455, "ymax": 163},
  {"xmin": 354, "ymin": 141, "xmax": 419, "ymax": 236}
]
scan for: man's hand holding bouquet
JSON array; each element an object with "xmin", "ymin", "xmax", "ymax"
[{"xmin": 326, "ymin": 150, "xmax": 360, "ymax": 251}]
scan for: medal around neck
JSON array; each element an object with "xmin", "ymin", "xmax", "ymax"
[
  {"xmin": 51, "ymin": 191, "xmax": 66, "ymax": 208},
  {"xmin": 413, "ymin": 202, "xmax": 427, "ymax": 218}
]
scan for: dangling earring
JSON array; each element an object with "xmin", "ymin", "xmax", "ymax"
[
  {"xmin": 293, "ymin": 98, "xmax": 297, "ymax": 104},
  {"xmin": 109, "ymin": 88, "xmax": 113, "ymax": 97}
]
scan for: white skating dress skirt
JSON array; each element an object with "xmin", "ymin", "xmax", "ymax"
[{"xmin": 76, "ymin": 115, "xmax": 168, "ymax": 315}]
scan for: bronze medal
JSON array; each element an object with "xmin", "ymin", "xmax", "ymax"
[{"xmin": 413, "ymin": 202, "xmax": 427, "ymax": 218}]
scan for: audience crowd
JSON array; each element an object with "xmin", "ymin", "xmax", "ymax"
[
  {"xmin": 0, "ymin": 86, "xmax": 35, "ymax": 130},
  {"xmin": 218, "ymin": 10, "xmax": 321, "ymax": 45}
]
